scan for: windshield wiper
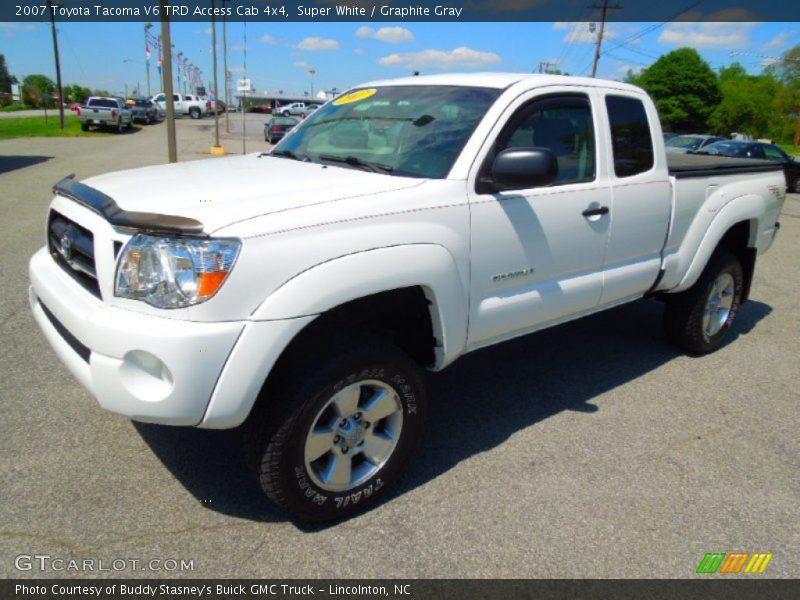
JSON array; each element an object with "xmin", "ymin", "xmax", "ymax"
[
  {"xmin": 262, "ymin": 149, "xmax": 311, "ymax": 162},
  {"xmin": 318, "ymin": 154, "xmax": 393, "ymax": 173}
]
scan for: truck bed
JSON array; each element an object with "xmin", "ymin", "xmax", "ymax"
[{"xmin": 667, "ymin": 153, "xmax": 782, "ymax": 178}]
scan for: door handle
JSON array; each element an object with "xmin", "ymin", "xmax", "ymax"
[{"xmin": 582, "ymin": 205, "xmax": 609, "ymax": 217}]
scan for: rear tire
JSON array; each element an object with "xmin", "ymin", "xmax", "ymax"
[
  {"xmin": 80, "ymin": 123, "xmax": 89, "ymax": 132},
  {"xmin": 189, "ymin": 107, "xmax": 201, "ymax": 120},
  {"xmin": 243, "ymin": 334, "xmax": 427, "ymax": 523},
  {"xmin": 664, "ymin": 253, "xmax": 744, "ymax": 355},
  {"xmin": 116, "ymin": 120, "xmax": 123, "ymax": 134}
]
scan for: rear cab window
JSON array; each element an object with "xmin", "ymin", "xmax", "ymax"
[
  {"xmin": 605, "ymin": 95, "xmax": 654, "ymax": 177},
  {"xmin": 87, "ymin": 98, "xmax": 119, "ymax": 109}
]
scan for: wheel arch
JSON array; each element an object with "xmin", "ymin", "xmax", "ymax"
[
  {"xmin": 671, "ymin": 194, "xmax": 765, "ymax": 296},
  {"xmin": 199, "ymin": 245, "xmax": 468, "ymax": 429}
]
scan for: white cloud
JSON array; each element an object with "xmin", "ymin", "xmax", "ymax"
[
  {"xmin": 765, "ymin": 31, "xmax": 795, "ymax": 51},
  {"xmin": 0, "ymin": 22, "xmax": 37, "ymax": 36},
  {"xmin": 229, "ymin": 66, "xmax": 246, "ymax": 74},
  {"xmin": 552, "ymin": 22, "xmax": 570, "ymax": 30},
  {"xmin": 356, "ymin": 26, "xmax": 414, "ymax": 44},
  {"xmin": 294, "ymin": 61, "xmax": 310, "ymax": 68},
  {"xmin": 355, "ymin": 26, "xmax": 373, "ymax": 39},
  {"xmin": 230, "ymin": 44, "xmax": 246, "ymax": 52},
  {"xmin": 379, "ymin": 46, "xmax": 502, "ymax": 69},
  {"xmin": 658, "ymin": 22, "xmax": 755, "ymax": 49},
  {"xmin": 353, "ymin": 48, "xmax": 366, "ymax": 56},
  {"xmin": 560, "ymin": 22, "xmax": 630, "ymax": 44},
  {"xmin": 297, "ymin": 37, "xmax": 340, "ymax": 51},
  {"xmin": 260, "ymin": 34, "xmax": 278, "ymax": 45}
]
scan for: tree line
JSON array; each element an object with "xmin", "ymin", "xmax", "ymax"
[
  {"xmin": 625, "ymin": 46, "xmax": 800, "ymax": 145},
  {"xmin": 0, "ymin": 54, "xmax": 113, "ymax": 110}
]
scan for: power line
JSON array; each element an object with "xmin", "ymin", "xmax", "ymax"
[
  {"xmin": 601, "ymin": 0, "xmax": 705, "ymax": 56},
  {"xmin": 590, "ymin": 1, "xmax": 624, "ymax": 77}
]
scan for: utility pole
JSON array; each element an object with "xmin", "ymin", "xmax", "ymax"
[
  {"xmin": 221, "ymin": 0, "xmax": 230, "ymax": 133},
  {"xmin": 46, "ymin": 0, "xmax": 65, "ymax": 129},
  {"xmin": 210, "ymin": 0, "xmax": 225, "ymax": 155},
  {"xmin": 144, "ymin": 22, "xmax": 153, "ymax": 97},
  {"xmin": 590, "ymin": 0, "xmax": 623, "ymax": 78},
  {"xmin": 160, "ymin": 2, "xmax": 177, "ymax": 163},
  {"xmin": 538, "ymin": 61, "xmax": 558, "ymax": 74}
]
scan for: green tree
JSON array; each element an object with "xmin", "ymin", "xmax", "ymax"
[
  {"xmin": 708, "ymin": 63, "xmax": 781, "ymax": 138},
  {"xmin": 637, "ymin": 48, "xmax": 721, "ymax": 132},
  {"xmin": 0, "ymin": 54, "xmax": 14, "ymax": 106},
  {"xmin": 22, "ymin": 74, "xmax": 56, "ymax": 108},
  {"xmin": 66, "ymin": 84, "xmax": 91, "ymax": 104},
  {"xmin": 766, "ymin": 45, "xmax": 800, "ymax": 145}
]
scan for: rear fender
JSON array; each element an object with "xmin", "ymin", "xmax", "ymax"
[{"xmin": 672, "ymin": 194, "xmax": 765, "ymax": 293}]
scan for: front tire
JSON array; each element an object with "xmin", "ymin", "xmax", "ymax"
[
  {"xmin": 244, "ymin": 336, "xmax": 427, "ymax": 523},
  {"xmin": 664, "ymin": 253, "xmax": 744, "ymax": 355},
  {"xmin": 189, "ymin": 107, "xmax": 201, "ymax": 120}
]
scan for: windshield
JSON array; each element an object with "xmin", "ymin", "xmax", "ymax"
[
  {"xmin": 666, "ymin": 135, "xmax": 705, "ymax": 150},
  {"xmin": 276, "ymin": 85, "xmax": 501, "ymax": 178}
]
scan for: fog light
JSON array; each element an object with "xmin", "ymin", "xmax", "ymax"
[{"xmin": 118, "ymin": 350, "xmax": 174, "ymax": 402}]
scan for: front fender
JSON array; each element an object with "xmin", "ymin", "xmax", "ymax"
[
  {"xmin": 199, "ymin": 244, "xmax": 468, "ymax": 429},
  {"xmin": 252, "ymin": 244, "xmax": 469, "ymax": 368}
]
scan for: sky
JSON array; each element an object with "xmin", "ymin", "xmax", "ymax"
[{"xmin": 0, "ymin": 20, "xmax": 797, "ymax": 98}]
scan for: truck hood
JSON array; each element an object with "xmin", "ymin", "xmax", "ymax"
[{"xmin": 82, "ymin": 153, "xmax": 425, "ymax": 233}]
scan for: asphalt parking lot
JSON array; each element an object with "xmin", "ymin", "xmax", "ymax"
[{"xmin": 1, "ymin": 117, "xmax": 798, "ymax": 579}]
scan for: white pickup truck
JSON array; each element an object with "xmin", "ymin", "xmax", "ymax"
[
  {"xmin": 29, "ymin": 74, "xmax": 785, "ymax": 522},
  {"xmin": 151, "ymin": 92, "xmax": 211, "ymax": 119}
]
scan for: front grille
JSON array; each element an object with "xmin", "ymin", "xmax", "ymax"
[
  {"xmin": 40, "ymin": 301, "xmax": 91, "ymax": 363},
  {"xmin": 47, "ymin": 210, "xmax": 101, "ymax": 298}
]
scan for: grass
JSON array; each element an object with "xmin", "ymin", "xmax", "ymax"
[{"xmin": 0, "ymin": 114, "xmax": 112, "ymax": 140}]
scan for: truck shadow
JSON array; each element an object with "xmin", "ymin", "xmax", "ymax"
[
  {"xmin": 133, "ymin": 298, "xmax": 772, "ymax": 527},
  {"xmin": 0, "ymin": 155, "xmax": 53, "ymax": 175}
]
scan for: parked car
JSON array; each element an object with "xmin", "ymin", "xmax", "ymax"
[
  {"xmin": 29, "ymin": 74, "xmax": 786, "ymax": 522},
  {"xmin": 301, "ymin": 104, "xmax": 320, "ymax": 118},
  {"xmin": 273, "ymin": 102, "xmax": 308, "ymax": 117},
  {"xmin": 264, "ymin": 116, "xmax": 299, "ymax": 144},
  {"xmin": 662, "ymin": 132, "xmax": 679, "ymax": 141},
  {"xmin": 151, "ymin": 92, "xmax": 210, "ymax": 119},
  {"xmin": 665, "ymin": 134, "xmax": 725, "ymax": 154},
  {"xmin": 79, "ymin": 96, "xmax": 133, "ymax": 133},
  {"xmin": 697, "ymin": 140, "xmax": 800, "ymax": 192},
  {"xmin": 127, "ymin": 97, "xmax": 160, "ymax": 124}
]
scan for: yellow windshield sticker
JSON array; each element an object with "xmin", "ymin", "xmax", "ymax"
[{"xmin": 333, "ymin": 88, "xmax": 377, "ymax": 106}]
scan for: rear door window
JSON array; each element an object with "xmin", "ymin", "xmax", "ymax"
[{"xmin": 605, "ymin": 95, "xmax": 654, "ymax": 177}]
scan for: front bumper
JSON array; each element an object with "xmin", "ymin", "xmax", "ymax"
[{"xmin": 29, "ymin": 246, "xmax": 244, "ymax": 425}]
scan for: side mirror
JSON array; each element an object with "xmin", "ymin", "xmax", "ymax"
[{"xmin": 490, "ymin": 147, "xmax": 558, "ymax": 191}]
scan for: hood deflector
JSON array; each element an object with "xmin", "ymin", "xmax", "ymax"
[{"xmin": 53, "ymin": 174, "xmax": 206, "ymax": 236}]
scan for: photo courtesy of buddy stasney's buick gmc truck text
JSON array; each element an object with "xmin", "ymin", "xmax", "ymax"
[{"xmin": 29, "ymin": 74, "xmax": 785, "ymax": 522}]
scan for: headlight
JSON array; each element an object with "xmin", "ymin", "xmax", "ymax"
[{"xmin": 115, "ymin": 234, "xmax": 241, "ymax": 309}]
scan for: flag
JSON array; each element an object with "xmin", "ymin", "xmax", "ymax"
[{"xmin": 145, "ymin": 44, "xmax": 151, "ymax": 61}]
